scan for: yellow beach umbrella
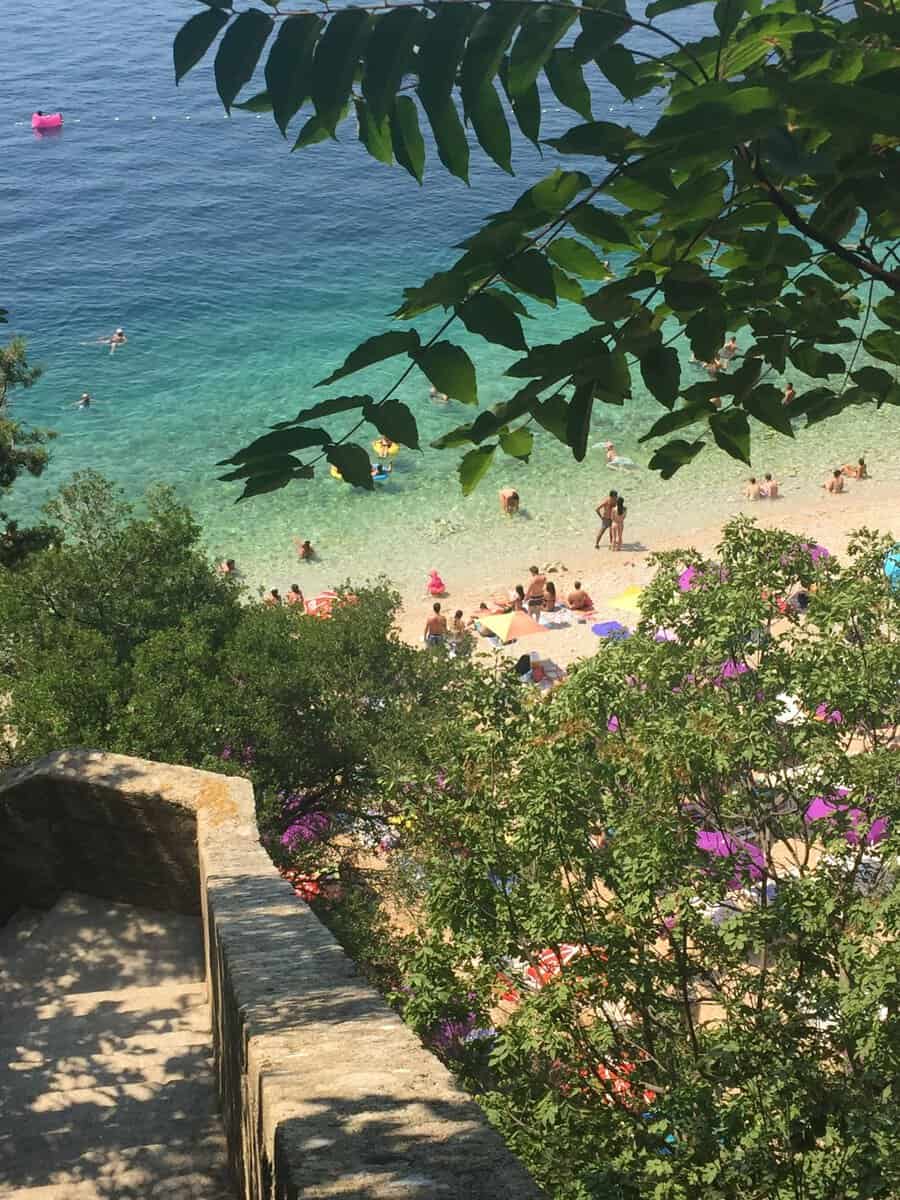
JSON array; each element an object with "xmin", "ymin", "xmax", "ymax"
[
  {"xmin": 608, "ymin": 585, "xmax": 644, "ymax": 613},
  {"xmin": 479, "ymin": 610, "xmax": 550, "ymax": 643}
]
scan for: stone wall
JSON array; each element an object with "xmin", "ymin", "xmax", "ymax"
[{"xmin": 0, "ymin": 750, "xmax": 545, "ymax": 1199}]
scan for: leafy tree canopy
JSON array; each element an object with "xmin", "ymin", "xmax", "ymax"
[
  {"xmin": 0, "ymin": 335, "xmax": 55, "ymax": 567},
  {"xmin": 174, "ymin": 0, "xmax": 900, "ymax": 495}
]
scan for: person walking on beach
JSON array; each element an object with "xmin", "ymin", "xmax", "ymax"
[
  {"xmin": 525, "ymin": 565, "xmax": 546, "ymax": 614},
  {"xmin": 424, "ymin": 602, "xmax": 448, "ymax": 647},
  {"xmin": 499, "ymin": 487, "xmax": 520, "ymax": 515},
  {"xmin": 611, "ymin": 496, "xmax": 627, "ymax": 550},
  {"xmin": 595, "ymin": 491, "xmax": 618, "ymax": 547},
  {"xmin": 824, "ymin": 469, "xmax": 845, "ymax": 494}
]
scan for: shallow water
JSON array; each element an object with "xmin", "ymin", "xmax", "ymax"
[{"xmin": 3, "ymin": 1, "xmax": 898, "ymax": 596}]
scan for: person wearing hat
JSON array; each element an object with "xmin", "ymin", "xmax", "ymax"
[{"xmin": 77, "ymin": 392, "xmax": 92, "ymax": 409}]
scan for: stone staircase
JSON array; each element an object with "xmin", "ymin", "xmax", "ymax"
[{"xmin": 0, "ymin": 893, "xmax": 236, "ymax": 1199}]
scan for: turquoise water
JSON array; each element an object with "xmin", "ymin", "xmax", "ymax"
[{"xmin": 3, "ymin": 1, "xmax": 898, "ymax": 593}]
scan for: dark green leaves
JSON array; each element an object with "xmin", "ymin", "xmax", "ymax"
[
  {"xmin": 788, "ymin": 345, "xmax": 846, "ymax": 377},
  {"xmin": 507, "ymin": 5, "xmax": 577, "ymax": 97},
  {"xmin": 415, "ymin": 342, "xmax": 478, "ymax": 404},
  {"xmin": 311, "ymin": 9, "xmax": 371, "ymax": 136},
  {"xmin": 544, "ymin": 121, "xmax": 631, "ymax": 161},
  {"xmin": 595, "ymin": 46, "xmax": 640, "ymax": 101},
  {"xmin": 710, "ymin": 408, "xmax": 751, "ymax": 464},
  {"xmin": 417, "ymin": 4, "xmax": 478, "ymax": 109},
  {"xmin": 639, "ymin": 346, "xmax": 681, "ymax": 409},
  {"xmin": 863, "ymin": 330, "xmax": 900, "ymax": 367},
  {"xmin": 356, "ymin": 100, "xmax": 393, "ymax": 165},
  {"xmin": 546, "ymin": 238, "xmax": 612, "ymax": 280},
  {"xmin": 460, "ymin": 4, "xmax": 525, "ymax": 120},
  {"xmin": 469, "ymin": 84, "xmax": 513, "ymax": 174},
  {"xmin": 875, "ymin": 296, "xmax": 900, "ymax": 330},
  {"xmin": 545, "ymin": 49, "xmax": 592, "ymax": 121},
  {"xmin": 458, "ymin": 293, "xmax": 527, "ymax": 351},
  {"xmin": 221, "ymin": 425, "xmax": 330, "ymax": 465},
  {"xmin": 458, "ymin": 444, "xmax": 496, "ymax": 495},
  {"xmin": 174, "ymin": 7, "xmax": 229, "ymax": 84},
  {"xmin": 647, "ymin": 437, "xmax": 704, "ymax": 478},
  {"xmin": 318, "ymin": 331, "xmax": 420, "ymax": 388},
  {"xmin": 391, "ymin": 97, "xmax": 426, "ymax": 184},
  {"xmin": 327, "ymin": 443, "xmax": 374, "ymax": 490},
  {"xmin": 419, "ymin": 96, "xmax": 470, "ymax": 184},
  {"xmin": 265, "ymin": 14, "xmax": 321, "ymax": 135},
  {"xmin": 567, "ymin": 205, "xmax": 635, "ymax": 250},
  {"xmin": 363, "ymin": 8, "xmax": 424, "ymax": 122},
  {"xmin": 364, "ymin": 399, "xmax": 420, "ymax": 449},
  {"xmin": 499, "ymin": 427, "xmax": 534, "ymax": 460},
  {"xmin": 274, "ymin": 395, "xmax": 368, "ymax": 428},
  {"xmin": 567, "ymin": 382, "xmax": 594, "ymax": 461},
  {"xmin": 502, "ymin": 250, "xmax": 557, "ymax": 306},
  {"xmin": 742, "ymin": 384, "xmax": 795, "ymax": 437},
  {"xmin": 662, "ymin": 264, "xmax": 719, "ymax": 313},
  {"xmin": 215, "ymin": 10, "xmax": 273, "ymax": 112}
]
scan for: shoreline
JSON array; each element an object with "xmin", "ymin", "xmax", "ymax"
[{"xmin": 387, "ymin": 475, "xmax": 898, "ymax": 668}]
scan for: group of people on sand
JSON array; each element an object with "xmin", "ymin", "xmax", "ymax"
[
  {"xmin": 594, "ymin": 490, "xmax": 627, "ymax": 550},
  {"xmin": 744, "ymin": 473, "xmax": 781, "ymax": 500},
  {"xmin": 743, "ymin": 456, "xmax": 869, "ymax": 501},
  {"xmin": 264, "ymin": 584, "xmax": 305, "ymax": 607}
]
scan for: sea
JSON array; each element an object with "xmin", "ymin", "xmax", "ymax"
[{"xmin": 2, "ymin": 0, "xmax": 898, "ymax": 597}]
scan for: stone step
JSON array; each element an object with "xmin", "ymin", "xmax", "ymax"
[
  {"xmin": 0, "ymin": 1124, "xmax": 232, "ymax": 1196},
  {"xmin": 3, "ymin": 893, "xmax": 204, "ymax": 1001}
]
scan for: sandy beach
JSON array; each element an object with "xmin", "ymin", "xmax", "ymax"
[{"xmin": 390, "ymin": 471, "xmax": 899, "ymax": 669}]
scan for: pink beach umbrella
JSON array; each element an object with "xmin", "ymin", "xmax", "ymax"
[
  {"xmin": 696, "ymin": 830, "xmax": 765, "ymax": 888},
  {"xmin": 805, "ymin": 791, "xmax": 888, "ymax": 847},
  {"xmin": 305, "ymin": 589, "xmax": 339, "ymax": 617}
]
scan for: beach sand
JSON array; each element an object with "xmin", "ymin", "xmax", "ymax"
[{"xmin": 390, "ymin": 473, "xmax": 899, "ymax": 670}]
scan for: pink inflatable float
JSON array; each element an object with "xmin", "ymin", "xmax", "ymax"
[{"xmin": 32, "ymin": 112, "xmax": 63, "ymax": 130}]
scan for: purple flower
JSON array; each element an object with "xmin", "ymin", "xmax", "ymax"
[
  {"xmin": 436, "ymin": 770, "xmax": 449, "ymax": 791},
  {"xmin": 607, "ymin": 715, "xmax": 620, "ymax": 733},
  {"xmin": 281, "ymin": 811, "xmax": 331, "ymax": 850},
  {"xmin": 815, "ymin": 703, "xmax": 843, "ymax": 724},
  {"xmin": 282, "ymin": 791, "xmax": 309, "ymax": 814},
  {"xmin": 430, "ymin": 1011, "xmax": 480, "ymax": 1055},
  {"xmin": 241, "ymin": 744, "xmax": 256, "ymax": 766},
  {"xmin": 220, "ymin": 745, "xmax": 233, "ymax": 761}
]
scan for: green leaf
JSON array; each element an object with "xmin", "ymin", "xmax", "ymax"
[
  {"xmin": 851, "ymin": 366, "xmax": 895, "ymax": 396},
  {"xmin": 551, "ymin": 267, "xmax": 584, "ymax": 303},
  {"xmin": 458, "ymin": 444, "xmax": 496, "ymax": 495},
  {"xmin": 458, "ymin": 292, "xmax": 527, "ymax": 350},
  {"xmin": 567, "ymin": 205, "xmax": 635, "ymax": 249},
  {"xmin": 639, "ymin": 345, "xmax": 681, "ymax": 409},
  {"xmin": 501, "ymin": 250, "xmax": 557, "ymax": 306},
  {"xmin": 265, "ymin": 14, "xmax": 322, "ymax": 135},
  {"xmin": 511, "ymin": 168, "xmax": 591, "ymax": 219},
  {"xmin": 742, "ymin": 384, "xmax": 795, "ymax": 436},
  {"xmin": 645, "ymin": 0, "xmax": 705, "ymax": 17},
  {"xmin": 499, "ymin": 427, "xmax": 534, "ymax": 460},
  {"xmin": 508, "ymin": 5, "xmax": 577, "ymax": 97},
  {"xmin": 355, "ymin": 99, "xmax": 393, "ymax": 166},
  {"xmin": 419, "ymin": 96, "xmax": 470, "ymax": 184},
  {"xmin": 710, "ymin": 408, "xmax": 751, "ymax": 464},
  {"xmin": 503, "ymin": 70, "xmax": 541, "ymax": 148},
  {"xmin": 546, "ymin": 237, "xmax": 612, "ymax": 280},
  {"xmin": 566, "ymin": 382, "xmax": 594, "ymax": 461},
  {"xmin": 460, "ymin": 4, "xmax": 525, "ymax": 120},
  {"xmin": 311, "ymin": 9, "xmax": 372, "ymax": 135},
  {"xmin": 417, "ymin": 4, "xmax": 478, "ymax": 109},
  {"xmin": 272, "ymin": 395, "xmax": 369, "ymax": 428},
  {"xmin": 544, "ymin": 49, "xmax": 592, "ymax": 121},
  {"xmin": 647, "ymin": 437, "xmax": 704, "ymax": 478},
  {"xmin": 363, "ymin": 7, "xmax": 423, "ymax": 122},
  {"xmin": 233, "ymin": 90, "xmax": 272, "ymax": 112},
  {"xmin": 292, "ymin": 110, "xmax": 338, "ymax": 149},
  {"xmin": 875, "ymin": 295, "xmax": 900, "ymax": 331},
  {"xmin": 788, "ymin": 344, "xmax": 846, "ymax": 377},
  {"xmin": 595, "ymin": 45, "xmax": 639, "ymax": 100},
  {"xmin": 639, "ymin": 403, "xmax": 713, "ymax": 443},
  {"xmin": 237, "ymin": 468, "xmax": 302, "ymax": 501},
  {"xmin": 583, "ymin": 270, "xmax": 656, "ymax": 321},
  {"xmin": 819, "ymin": 255, "xmax": 862, "ymax": 285},
  {"xmin": 219, "ymin": 453, "xmax": 305, "ymax": 481},
  {"xmin": 685, "ymin": 311, "xmax": 726, "ymax": 364},
  {"xmin": 662, "ymin": 264, "xmax": 719, "ymax": 313},
  {"xmin": 575, "ymin": 0, "xmax": 631, "ymax": 58},
  {"xmin": 363, "ymin": 399, "xmax": 420, "ymax": 450},
  {"xmin": 415, "ymin": 342, "xmax": 478, "ymax": 404},
  {"xmin": 544, "ymin": 120, "xmax": 631, "ymax": 161},
  {"xmin": 714, "ymin": 0, "xmax": 745, "ymax": 41},
  {"xmin": 215, "ymin": 10, "xmax": 273, "ymax": 113},
  {"xmin": 469, "ymin": 83, "xmax": 513, "ymax": 174},
  {"xmin": 533, "ymin": 392, "xmax": 569, "ymax": 442},
  {"xmin": 863, "ymin": 329, "xmax": 900, "ymax": 367},
  {"xmin": 174, "ymin": 7, "xmax": 229, "ymax": 84},
  {"xmin": 317, "ymin": 331, "xmax": 420, "ymax": 387},
  {"xmin": 327, "ymin": 443, "xmax": 374, "ymax": 490},
  {"xmin": 222, "ymin": 426, "xmax": 331, "ymax": 465},
  {"xmin": 391, "ymin": 97, "xmax": 426, "ymax": 183}
]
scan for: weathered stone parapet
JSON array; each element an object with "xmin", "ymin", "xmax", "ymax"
[{"xmin": 0, "ymin": 750, "xmax": 545, "ymax": 1199}]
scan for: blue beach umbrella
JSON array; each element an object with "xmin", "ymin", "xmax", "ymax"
[
  {"xmin": 885, "ymin": 544, "xmax": 900, "ymax": 592},
  {"xmin": 592, "ymin": 620, "xmax": 631, "ymax": 640}
]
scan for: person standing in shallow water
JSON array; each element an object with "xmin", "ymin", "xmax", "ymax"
[
  {"xmin": 595, "ymin": 491, "xmax": 618, "ymax": 548},
  {"xmin": 424, "ymin": 602, "xmax": 448, "ymax": 647},
  {"xmin": 610, "ymin": 496, "xmax": 627, "ymax": 550}
]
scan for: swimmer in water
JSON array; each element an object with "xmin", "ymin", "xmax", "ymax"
[
  {"xmin": 77, "ymin": 392, "xmax": 92, "ymax": 409},
  {"xmin": 93, "ymin": 328, "xmax": 127, "ymax": 354},
  {"xmin": 429, "ymin": 385, "xmax": 449, "ymax": 404}
]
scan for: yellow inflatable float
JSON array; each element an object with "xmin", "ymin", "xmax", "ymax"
[
  {"xmin": 330, "ymin": 465, "xmax": 343, "ymax": 481},
  {"xmin": 372, "ymin": 437, "xmax": 400, "ymax": 458}
]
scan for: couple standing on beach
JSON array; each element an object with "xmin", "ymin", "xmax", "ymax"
[{"xmin": 595, "ymin": 491, "xmax": 627, "ymax": 550}]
